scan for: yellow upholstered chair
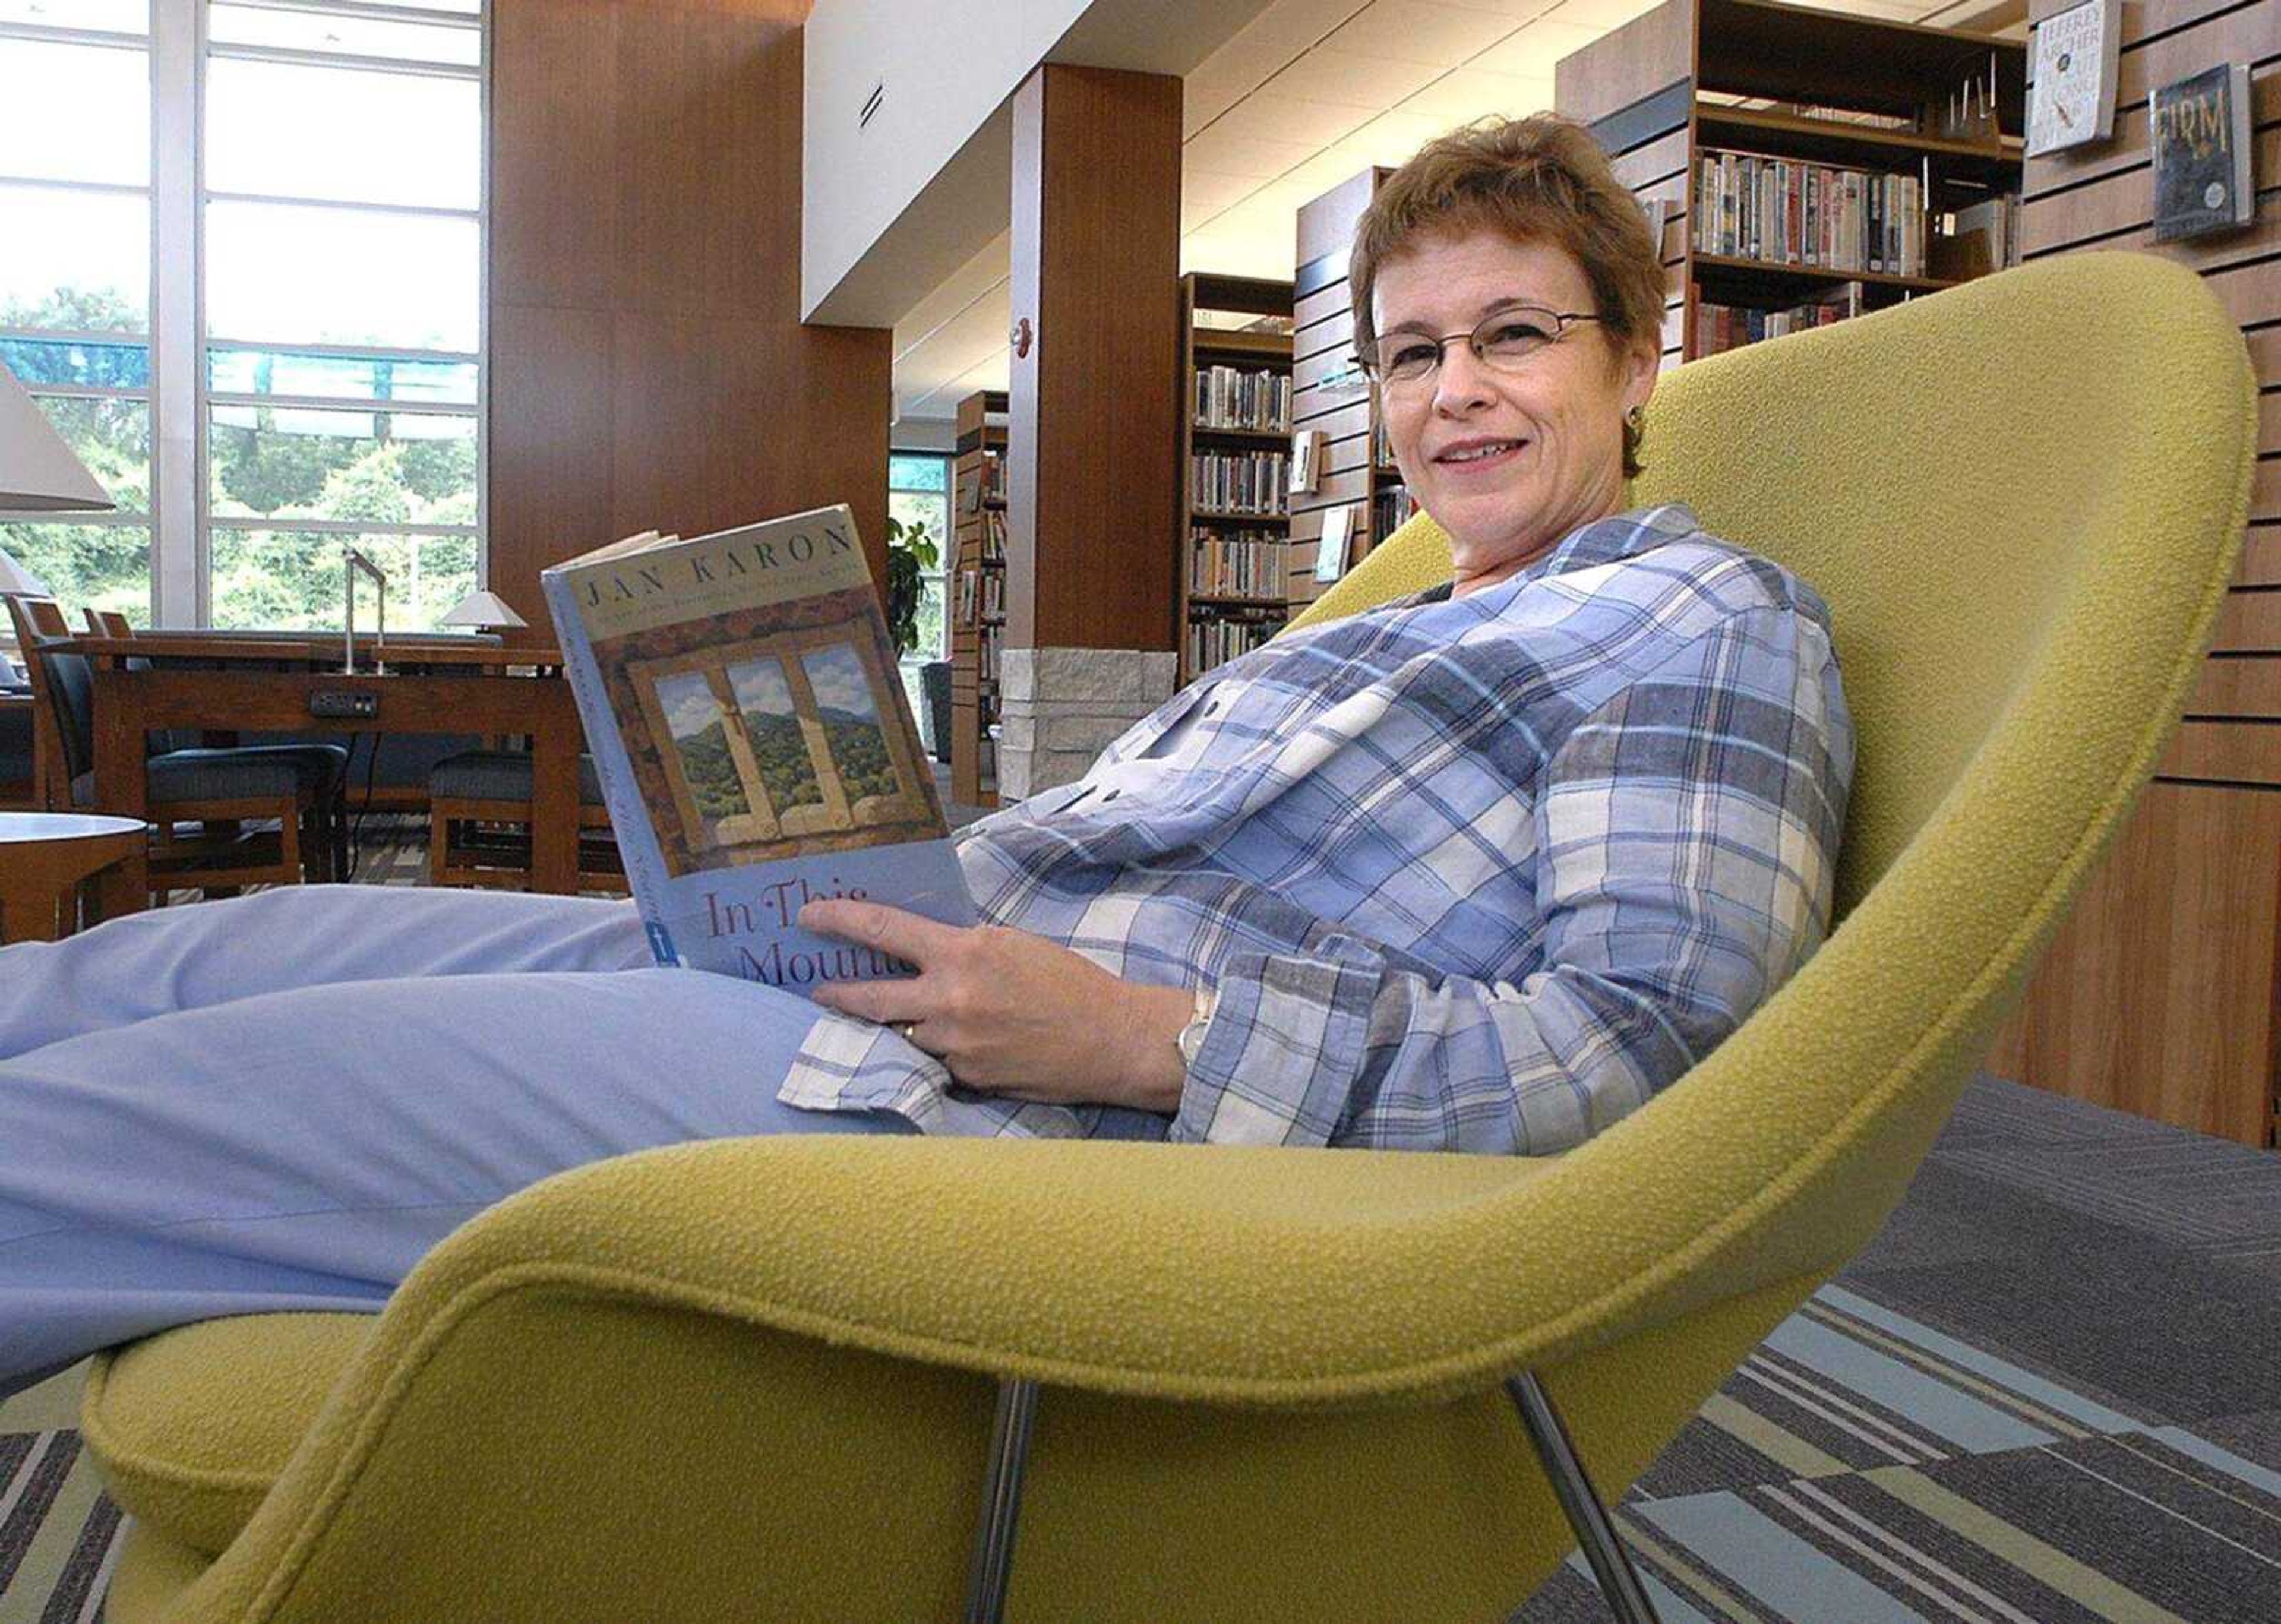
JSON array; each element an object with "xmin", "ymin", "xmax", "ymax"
[{"xmin": 79, "ymin": 251, "xmax": 2255, "ymax": 1623}]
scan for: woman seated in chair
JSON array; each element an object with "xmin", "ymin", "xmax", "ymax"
[{"xmin": 0, "ymin": 115, "xmax": 1852, "ymax": 1394}]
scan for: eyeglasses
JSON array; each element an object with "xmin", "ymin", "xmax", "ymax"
[{"xmin": 1356, "ymin": 305, "xmax": 1606, "ymax": 388}]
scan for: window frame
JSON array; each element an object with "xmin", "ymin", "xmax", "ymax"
[
  {"xmin": 0, "ymin": 14, "xmax": 157, "ymax": 621},
  {"xmin": 192, "ymin": 0, "xmax": 489, "ymax": 628},
  {"xmin": 0, "ymin": 0, "xmax": 489, "ymax": 630}
]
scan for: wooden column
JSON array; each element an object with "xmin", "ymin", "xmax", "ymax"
[
  {"xmin": 1986, "ymin": 0, "xmax": 2279, "ymax": 1146},
  {"xmin": 488, "ymin": 0, "xmax": 892, "ymax": 638},
  {"xmin": 1005, "ymin": 64, "xmax": 1183, "ymax": 654}
]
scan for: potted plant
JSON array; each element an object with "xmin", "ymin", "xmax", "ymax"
[{"xmin": 884, "ymin": 514, "xmax": 953, "ymax": 762}]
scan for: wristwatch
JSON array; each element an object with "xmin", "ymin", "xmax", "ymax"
[{"xmin": 1175, "ymin": 987, "xmax": 1219, "ymax": 1070}]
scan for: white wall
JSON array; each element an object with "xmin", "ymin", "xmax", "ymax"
[
  {"xmin": 803, "ymin": 0, "xmax": 1085, "ymax": 326},
  {"xmin": 803, "ymin": 0, "xmax": 1270, "ymax": 328}
]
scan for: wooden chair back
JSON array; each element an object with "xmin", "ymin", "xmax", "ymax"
[
  {"xmin": 86, "ymin": 607, "xmax": 132, "ymax": 637},
  {"xmin": 4, "ymin": 594, "xmax": 71, "ymax": 808}
]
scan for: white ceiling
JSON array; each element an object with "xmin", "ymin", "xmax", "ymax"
[{"xmin": 889, "ymin": 0, "xmax": 2016, "ymax": 425}]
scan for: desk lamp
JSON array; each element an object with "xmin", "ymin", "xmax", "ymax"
[
  {"xmin": 1, "ymin": 359, "xmax": 113, "ymax": 684},
  {"xmin": 437, "ymin": 589, "xmax": 529, "ymax": 633}
]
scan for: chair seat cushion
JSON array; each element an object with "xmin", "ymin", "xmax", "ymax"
[
  {"xmin": 71, "ymin": 746, "xmax": 332, "ymax": 810},
  {"xmin": 429, "ymin": 748, "xmax": 606, "ymax": 806},
  {"xmin": 149, "ymin": 747, "xmax": 331, "ymax": 801},
  {"xmin": 218, "ymin": 741, "xmax": 349, "ymax": 792},
  {"xmin": 80, "ymin": 1312, "xmax": 374, "ymax": 1557}
]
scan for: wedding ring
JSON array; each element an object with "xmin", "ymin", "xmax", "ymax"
[{"xmin": 896, "ymin": 1022, "xmax": 917, "ymax": 1043}]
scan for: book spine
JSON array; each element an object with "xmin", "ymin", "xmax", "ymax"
[{"xmin": 539, "ymin": 567, "xmax": 680, "ymax": 966}]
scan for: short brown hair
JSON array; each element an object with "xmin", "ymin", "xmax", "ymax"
[{"xmin": 1351, "ymin": 115, "xmax": 1664, "ymax": 474}]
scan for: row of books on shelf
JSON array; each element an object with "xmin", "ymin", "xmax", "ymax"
[
  {"xmin": 1693, "ymin": 150, "xmax": 1928, "ymax": 279},
  {"xmin": 1694, "ymin": 283, "xmax": 1865, "ymax": 357},
  {"xmin": 959, "ymin": 507, "xmax": 1007, "ymax": 566},
  {"xmin": 1194, "ymin": 365, "xmax": 1293, "ymax": 434},
  {"xmin": 1192, "ymin": 451, "xmax": 1290, "ymax": 517},
  {"xmin": 1186, "ymin": 606, "xmax": 1286, "ymax": 673},
  {"xmin": 1373, "ymin": 485, "xmax": 1417, "ymax": 541},
  {"xmin": 975, "ymin": 624, "xmax": 1002, "ymax": 683},
  {"xmin": 1189, "ymin": 529, "xmax": 1288, "ymax": 599},
  {"xmin": 955, "ymin": 565, "xmax": 1005, "ymax": 625},
  {"xmin": 1939, "ymin": 194, "xmax": 2021, "ymax": 277}
]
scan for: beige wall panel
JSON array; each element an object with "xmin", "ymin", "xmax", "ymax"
[
  {"xmin": 1297, "ymin": 398, "xmax": 1375, "ymax": 443},
  {"xmin": 1553, "ymin": 0, "xmax": 1693, "ymax": 128},
  {"xmin": 1296, "ymin": 309, "xmax": 1356, "ymax": 366},
  {"xmin": 1297, "ymin": 283, "xmax": 1351, "ymax": 328},
  {"xmin": 1612, "ymin": 127, "xmax": 1694, "ymax": 191}
]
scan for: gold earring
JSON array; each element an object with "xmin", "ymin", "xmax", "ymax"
[{"xmin": 1625, "ymin": 406, "xmax": 1644, "ymax": 429}]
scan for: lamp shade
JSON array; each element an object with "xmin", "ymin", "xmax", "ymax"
[
  {"xmin": 0, "ymin": 544, "xmax": 50, "ymax": 597},
  {"xmin": 436, "ymin": 588, "xmax": 528, "ymax": 630},
  {"xmin": 0, "ymin": 362, "xmax": 113, "ymax": 513}
]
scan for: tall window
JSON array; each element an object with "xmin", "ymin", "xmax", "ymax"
[
  {"xmin": 0, "ymin": 1, "xmax": 157, "ymax": 620},
  {"xmin": 888, "ymin": 449, "xmax": 950, "ymax": 731},
  {"xmin": 0, "ymin": 0, "xmax": 486, "ymax": 631},
  {"xmin": 889, "ymin": 450, "xmax": 950, "ymax": 662}
]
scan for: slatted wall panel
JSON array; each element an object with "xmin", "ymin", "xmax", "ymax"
[
  {"xmin": 1986, "ymin": 0, "xmax": 2280, "ymax": 1146},
  {"xmin": 1288, "ymin": 170, "xmax": 1386, "ymax": 613},
  {"xmin": 1555, "ymin": 0, "xmax": 1699, "ymax": 371}
]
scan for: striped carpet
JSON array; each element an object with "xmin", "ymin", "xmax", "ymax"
[{"xmin": 5, "ymin": 838, "xmax": 2276, "ymax": 1619}]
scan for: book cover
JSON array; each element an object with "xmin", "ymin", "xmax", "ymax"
[
  {"xmin": 542, "ymin": 505, "xmax": 977, "ymax": 994},
  {"xmin": 2152, "ymin": 63, "xmax": 2255, "ymax": 243},
  {"xmin": 2025, "ymin": 0, "xmax": 2120, "ymax": 157}
]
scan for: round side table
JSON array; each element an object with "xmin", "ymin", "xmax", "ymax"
[{"xmin": 0, "ymin": 813, "xmax": 149, "ymax": 944}]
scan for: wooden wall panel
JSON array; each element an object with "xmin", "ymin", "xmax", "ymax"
[
  {"xmin": 1993, "ymin": 0, "xmax": 2281, "ymax": 1146},
  {"xmin": 1007, "ymin": 65, "xmax": 1182, "ymax": 652},
  {"xmin": 1986, "ymin": 781, "xmax": 2281, "ymax": 1147},
  {"xmin": 488, "ymin": 0, "xmax": 892, "ymax": 637}
]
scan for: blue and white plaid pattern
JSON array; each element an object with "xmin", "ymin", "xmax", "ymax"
[{"xmin": 778, "ymin": 503, "xmax": 1853, "ymax": 1154}]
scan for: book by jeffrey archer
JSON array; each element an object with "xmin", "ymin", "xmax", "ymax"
[
  {"xmin": 541, "ymin": 504, "xmax": 977, "ymax": 995},
  {"xmin": 2151, "ymin": 63, "xmax": 2255, "ymax": 244}
]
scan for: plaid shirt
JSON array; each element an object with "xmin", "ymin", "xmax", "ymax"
[{"xmin": 779, "ymin": 503, "xmax": 1853, "ymax": 1154}]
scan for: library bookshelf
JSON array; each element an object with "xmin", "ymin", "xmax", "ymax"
[
  {"xmin": 1180, "ymin": 274, "xmax": 1296, "ymax": 682},
  {"xmin": 1553, "ymin": 0, "xmax": 2026, "ymax": 366},
  {"xmin": 949, "ymin": 388, "xmax": 1007, "ymax": 807}
]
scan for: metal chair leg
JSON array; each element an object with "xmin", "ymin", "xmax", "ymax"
[
  {"xmin": 1506, "ymin": 1373, "xmax": 1664, "ymax": 1624},
  {"xmin": 965, "ymin": 1377, "xmax": 1040, "ymax": 1624}
]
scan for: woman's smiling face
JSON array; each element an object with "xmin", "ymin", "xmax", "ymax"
[{"xmin": 1372, "ymin": 229, "xmax": 1656, "ymax": 594}]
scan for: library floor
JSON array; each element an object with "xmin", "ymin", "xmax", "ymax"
[{"xmin": 4, "ymin": 829, "xmax": 2277, "ymax": 1620}]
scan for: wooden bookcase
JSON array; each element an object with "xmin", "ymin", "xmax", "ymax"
[
  {"xmin": 949, "ymin": 389, "xmax": 1007, "ymax": 807},
  {"xmin": 1553, "ymin": 0, "xmax": 2026, "ymax": 368},
  {"xmin": 1179, "ymin": 273, "xmax": 1296, "ymax": 683},
  {"xmin": 1288, "ymin": 169, "xmax": 1404, "ymax": 618}
]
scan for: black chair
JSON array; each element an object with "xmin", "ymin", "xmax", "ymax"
[
  {"xmin": 7, "ymin": 595, "xmax": 345, "ymax": 895},
  {"xmin": 81, "ymin": 605, "xmax": 352, "ymax": 879}
]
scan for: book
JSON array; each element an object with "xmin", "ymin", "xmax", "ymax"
[
  {"xmin": 2025, "ymin": 0, "xmax": 2119, "ymax": 158},
  {"xmin": 541, "ymin": 504, "xmax": 978, "ymax": 994},
  {"xmin": 1313, "ymin": 504, "xmax": 1356, "ymax": 584},
  {"xmin": 2152, "ymin": 63, "xmax": 2256, "ymax": 243}
]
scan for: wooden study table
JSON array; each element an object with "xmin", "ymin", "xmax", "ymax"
[{"xmin": 76, "ymin": 634, "xmax": 584, "ymax": 915}]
